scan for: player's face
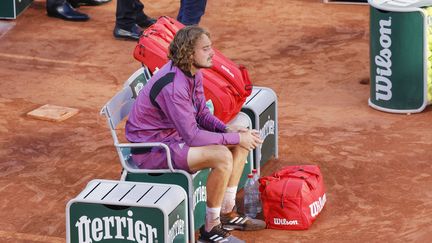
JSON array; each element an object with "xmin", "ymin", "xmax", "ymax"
[{"xmin": 192, "ymin": 34, "xmax": 214, "ymax": 69}]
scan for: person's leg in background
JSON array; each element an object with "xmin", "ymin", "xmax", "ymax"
[
  {"xmin": 177, "ymin": 0, "xmax": 207, "ymax": 25},
  {"xmin": 135, "ymin": 0, "xmax": 156, "ymax": 29},
  {"xmin": 69, "ymin": 0, "xmax": 111, "ymax": 8},
  {"xmin": 114, "ymin": 0, "xmax": 142, "ymax": 40},
  {"xmin": 46, "ymin": 0, "xmax": 89, "ymax": 21},
  {"xmin": 114, "ymin": 0, "xmax": 155, "ymax": 41}
]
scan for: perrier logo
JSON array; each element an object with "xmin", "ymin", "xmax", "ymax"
[
  {"xmin": 374, "ymin": 17, "xmax": 393, "ymax": 101},
  {"xmin": 74, "ymin": 210, "xmax": 158, "ymax": 243}
]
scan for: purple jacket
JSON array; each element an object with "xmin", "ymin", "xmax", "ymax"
[{"xmin": 126, "ymin": 61, "xmax": 240, "ymax": 146}]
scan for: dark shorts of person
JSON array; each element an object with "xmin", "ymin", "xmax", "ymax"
[{"xmin": 130, "ymin": 141, "xmax": 192, "ymax": 173}]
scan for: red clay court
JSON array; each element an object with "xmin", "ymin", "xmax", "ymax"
[{"xmin": 0, "ymin": 0, "xmax": 431, "ymax": 242}]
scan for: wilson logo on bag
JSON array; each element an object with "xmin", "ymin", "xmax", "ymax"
[
  {"xmin": 258, "ymin": 165, "xmax": 326, "ymax": 230},
  {"xmin": 133, "ymin": 16, "xmax": 252, "ymax": 123}
]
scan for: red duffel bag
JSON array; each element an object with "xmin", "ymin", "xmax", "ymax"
[
  {"xmin": 133, "ymin": 16, "xmax": 252, "ymax": 123},
  {"xmin": 258, "ymin": 165, "xmax": 327, "ymax": 230},
  {"xmin": 133, "ymin": 16, "xmax": 182, "ymax": 72}
]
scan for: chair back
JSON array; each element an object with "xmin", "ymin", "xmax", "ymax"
[{"xmin": 100, "ymin": 67, "xmax": 159, "ymax": 171}]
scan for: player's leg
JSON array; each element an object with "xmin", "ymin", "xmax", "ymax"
[
  {"xmin": 188, "ymin": 145, "xmax": 233, "ymax": 208},
  {"xmin": 188, "ymin": 145, "xmax": 247, "ymax": 242}
]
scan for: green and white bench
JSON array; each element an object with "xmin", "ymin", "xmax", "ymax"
[{"xmin": 66, "ymin": 179, "xmax": 188, "ymax": 243}]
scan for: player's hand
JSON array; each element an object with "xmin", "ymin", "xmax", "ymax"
[{"xmin": 239, "ymin": 129, "xmax": 263, "ymax": 151}]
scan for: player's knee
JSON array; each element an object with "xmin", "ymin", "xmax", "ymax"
[
  {"xmin": 233, "ymin": 143, "xmax": 249, "ymax": 156},
  {"xmin": 214, "ymin": 146, "xmax": 233, "ymax": 173},
  {"xmin": 219, "ymin": 146, "xmax": 233, "ymax": 163}
]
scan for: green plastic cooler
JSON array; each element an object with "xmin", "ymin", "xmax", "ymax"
[
  {"xmin": 368, "ymin": 0, "xmax": 432, "ymax": 113},
  {"xmin": 0, "ymin": 0, "xmax": 33, "ymax": 19},
  {"xmin": 66, "ymin": 180, "xmax": 188, "ymax": 243}
]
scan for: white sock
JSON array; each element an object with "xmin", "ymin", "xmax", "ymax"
[
  {"xmin": 221, "ymin": 186, "xmax": 238, "ymax": 214},
  {"xmin": 205, "ymin": 206, "xmax": 221, "ymax": 232}
]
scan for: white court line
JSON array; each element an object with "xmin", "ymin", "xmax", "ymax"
[
  {"xmin": 0, "ymin": 52, "xmax": 103, "ymax": 67},
  {"xmin": 0, "ymin": 22, "xmax": 15, "ymax": 39},
  {"xmin": 0, "ymin": 230, "xmax": 64, "ymax": 243}
]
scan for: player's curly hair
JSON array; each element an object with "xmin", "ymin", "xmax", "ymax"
[{"xmin": 168, "ymin": 26, "xmax": 210, "ymax": 73}]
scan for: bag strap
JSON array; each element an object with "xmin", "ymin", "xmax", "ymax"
[
  {"xmin": 280, "ymin": 179, "xmax": 289, "ymax": 208},
  {"xmin": 159, "ymin": 16, "xmax": 183, "ymax": 36},
  {"xmin": 275, "ymin": 166, "xmax": 320, "ymax": 178},
  {"xmin": 283, "ymin": 174, "xmax": 315, "ymax": 190},
  {"xmin": 258, "ymin": 176, "xmax": 279, "ymax": 193},
  {"xmin": 239, "ymin": 65, "xmax": 253, "ymax": 96}
]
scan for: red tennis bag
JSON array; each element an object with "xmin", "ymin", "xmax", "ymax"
[
  {"xmin": 258, "ymin": 165, "xmax": 327, "ymax": 230},
  {"xmin": 133, "ymin": 16, "xmax": 252, "ymax": 123},
  {"xmin": 133, "ymin": 16, "xmax": 182, "ymax": 72}
]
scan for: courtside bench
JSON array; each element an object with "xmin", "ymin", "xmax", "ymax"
[{"xmin": 66, "ymin": 179, "xmax": 188, "ymax": 243}]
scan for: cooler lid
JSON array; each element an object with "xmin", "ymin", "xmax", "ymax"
[
  {"xmin": 243, "ymin": 87, "xmax": 277, "ymax": 115},
  {"xmin": 72, "ymin": 179, "xmax": 187, "ymax": 213},
  {"xmin": 368, "ymin": 0, "xmax": 432, "ymax": 11}
]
